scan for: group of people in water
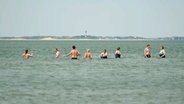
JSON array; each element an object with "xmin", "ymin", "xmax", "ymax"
[
  {"xmin": 143, "ymin": 44, "xmax": 166, "ymax": 58},
  {"xmin": 53, "ymin": 45, "xmax": 121, "ymax": 60},
  {"xmin": 22, "ymin": 44, "xmax": 166, "ymax": 60}
]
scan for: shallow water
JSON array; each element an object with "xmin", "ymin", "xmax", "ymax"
[{"xmin": 0, "ymin": 40, "xmax": 184, "ymax": 104}]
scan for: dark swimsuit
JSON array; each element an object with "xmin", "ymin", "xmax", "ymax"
[
  {"xmin": 101, "ymin": 56, "xmax": 108, "ymax": 59},
  {"xmin": 115, "ymin": 54, "xmax": 121, "ymax": 58},
  {"xmin": 71, "ymin": 57, "xmax": 78, "ymax": 60},
  {"xmin": 146, "ymin": 55, "xmax": 151, "ymax": 58},
  {"xmin": 159, "ymin": 54, "xmax": 165, "ymax": 58}
]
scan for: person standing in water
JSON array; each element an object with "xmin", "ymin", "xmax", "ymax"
[
  {"xmin": 84, "ymin": 49, "xmax": 92, "ymax": 60},
  {"xmin": 115, "ymin": 47, "xmax": 121, "ymax": 58},
  {"xmin": 66, "ymin": 45, "xmax": 80, "ymax": 59},
  {"xmin": 144, "ymin": 44, "xmax": 151, "ymax": 58},
  {"xmin": 100, "ymin": 49, "xmax": 108, "ymax": 59},
  {"xmin": 159, "ymin": 46, "xmax": 166, "ymax": 58},
  {"xmin": 55, "ymin": 48, "xmax": 61, "ymax": 59},
  {"xmin": 22, "ymin": 49, "xmax": 33, "ymax": 60}
]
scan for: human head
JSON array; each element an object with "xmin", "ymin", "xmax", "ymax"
[
  {"xmin": 25, "ymin": 49, "xmax": 28, "ymax": 54},
  {"xmin": 117, "ymin": 47, "xmax": 120, "ymax": 50},
  {"xmin": 87, "ymin": 49, "xmax": 90, "ymax": 52},
  {"xmin": 147, "ymin": 44, "xmax": 150, "ymax": 47},
  {"xmin": 72, "ymin": 45, "xmax": 76, "ymax": 49},
  {"xmin": 161, "ymin": 46, "xmax": 164, "ymax": 49},
  {"xmin": 104, "ymin": 49, "xmax": 107, "ymax": 52},
  {"xmin": 56, "ymin": 48, "xmax": 59, "ymax": 51}
]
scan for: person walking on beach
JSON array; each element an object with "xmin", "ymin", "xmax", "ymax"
[
  {"xmin": 66, "ymin": 45, "xmax": 80, "ymax": 59},
  {"xmin": 144, "ymin": 44, "xmax": 151, "ymax": 58},
  {"xmin": 84, "ymin": 49, "xmax": 92, "ymax": 60},
  {"xmin": 100, "ymin": 49, "xmax": 108, "ymax": 59},
  {"xmin": 22, "ymin": 49, "xmax": 33, "ymax": 60},
  {"xmin": 55, "ymin": 48, "xmax": 61, "ymax": 59},
  {"xmin": 115, "ymin": 47, "xmax": 121, "ymax": 58},
  {"xmin": 159, "ymin": 46, "xmax": 166, "ymax": 58}
]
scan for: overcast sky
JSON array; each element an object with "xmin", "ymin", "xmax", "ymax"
[{"xmin": 0, "ymin": 0, "xmax": 184, "ymax": 37}]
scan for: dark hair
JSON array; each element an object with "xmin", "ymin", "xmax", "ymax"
[
  {"xmin": 117, "ymin": 47, "xmax": 120, "ymax": 50},
  {"xmin": 161, "ymin": 46, "xmax": 164, "ymax": 49},
  {"xmin": 104, "ymin": 49, "xmax": 107, "ymax": 52},
  {"xmin": 72, "ymin": 45, "xmax": 76, "ymax": 49},
  {"xmin": 147, "ymin": 44, "xmax": 150, "ymax": 47},
  {"xmin": 25, "ymin": 49, "xmax": 28, "ymax": 54}
]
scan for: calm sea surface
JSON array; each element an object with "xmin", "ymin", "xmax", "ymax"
[{"xmin": 0, "ymin": 40, "xmax": 184, "ymax": 104}]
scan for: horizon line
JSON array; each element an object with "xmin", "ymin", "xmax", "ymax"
[{"xmin": 0, "ymin": 35, "xmax": 183, "ymax": 38}]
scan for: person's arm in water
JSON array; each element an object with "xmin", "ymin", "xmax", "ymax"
[
  {"xmin": 106, "ymin": 52, "xmax": 108, "ymax": 56},
  {"xmin": 65, "ymin": 50, "xmax": 72, "ymax": 57},
  {"xmin": 22, "ymin": 53, "xmax": 25, "ymax": 57},
  {"xmin": 77, "ymin": 50, "xmax": 80, "ymax": 56},
  {"xmin": 84, "ymin": 52, "xmax": 87, "ymax": 58},
  {"xmin": 28, "ymin": 53, "xmax": 33, "ymax": 57},
  {"xmin": 144, "ymin": 48, "xmax": 148, "ymax": 57},
  {"xmin": 55, "ymin": 51, "xmax": 60, "ymax": 58}
]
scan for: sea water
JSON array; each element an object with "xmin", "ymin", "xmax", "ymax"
[{"xmin": 0, "ymin": 40, "xmax": 184, "ymax": 104}]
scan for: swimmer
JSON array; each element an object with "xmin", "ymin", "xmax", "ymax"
[
  {"xmin": 66, "ymin": 45, "xmax": 80, "ymax": 59},
  {"xmin": 159, "ymin": 46, "xmax": 166, "ymax": 58},
  {"xmin": 84, "ymin": 49, "xmax": 92, "ymax": 60},
  {"xmin": 55, "ymin": 48, "xmax": 61, "ymax": 59},
  {"xmin": 144, "ymin": 44, "xmax": 151, "ymax": 58},
  {"xmin": 100, "ymin": 49, "xmax": 108, "ymax": 59},
  {"xmin": 115, "ymin": 47, "xmax": 121, "ymax": 58},
  {"xmin": 22, "ymin": 49, "xmax": 33, "ymax": 60}
]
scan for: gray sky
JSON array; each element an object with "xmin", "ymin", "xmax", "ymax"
[{"xmin": 0, "ymin": 0, "xmax": 184, "ymax": 37}]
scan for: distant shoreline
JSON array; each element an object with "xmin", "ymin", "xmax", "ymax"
[
  {"xmin": 0, "ymin": 35, "xmax": 183, "ymax": 41},
  {"xmin": 0, "ymin": 39, "xmax": 183, "ymax": 41}
]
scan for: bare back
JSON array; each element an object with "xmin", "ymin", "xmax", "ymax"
[
  {"xmin": 84, "ymin": 52, "xmax": 92, "ymax": 60},
  {"xmin": 70, "ymin": 49, "xmax": 80, "ymax": 58}
]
